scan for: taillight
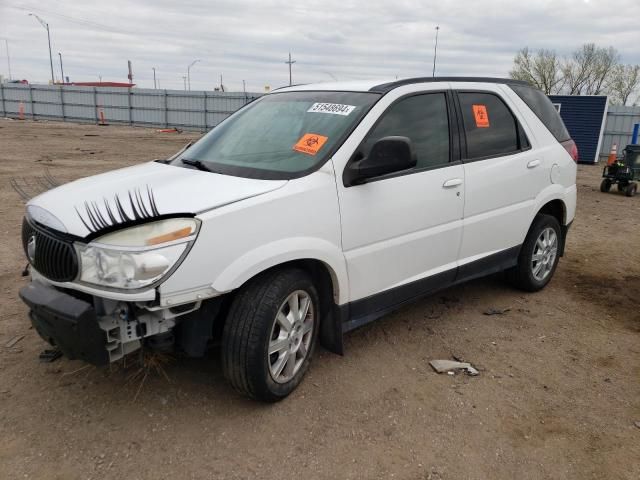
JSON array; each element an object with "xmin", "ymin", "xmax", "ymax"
[{"xmin": 562, "ymin": 139, "xmax": 578, "ymax": 163}]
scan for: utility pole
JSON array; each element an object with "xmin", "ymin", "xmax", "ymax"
[
  {"xmin": 432, "ymin": 25, "xmax": 440, "ymax": 78},
  {"xmin": 220, "ymin": 74, "xmax": 224, "ymax": 92},
  {"xmin": 29, "ymin": 13, "xmax": 55, "ymax": 84},
  {"xmin": 187, "ymin": 59, "xmax": 200, "ymax": 91},
  {"xmin": 152, "ymin": 67, "xmax": 157, "ymax": 89},
  {"xmin": 58, "ymin": 52, "xmax": 65, "ymax": 83},
  {"xmin": 285, "ymin": 52, "xmax": 296, "ymax": 86}
]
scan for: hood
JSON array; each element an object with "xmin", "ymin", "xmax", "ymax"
[{"xmin": 27, "ymin": 161, "xmax": 287, "ymax": 238}]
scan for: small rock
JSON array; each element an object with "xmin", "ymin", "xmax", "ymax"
[
  {"xmin": 483, "ymin": 307, "xmax": 510, "ymax": 315},
  {"xmin": 634, "ymin": 421, "xmax": 640, "ymax": 429},
  {"xmin": 5, "ymin": 335, "xmax": 25, "ymax": 348},
  {"xmin": 430, "ymin": 359, "xmax": 479, "ymax": 376}
]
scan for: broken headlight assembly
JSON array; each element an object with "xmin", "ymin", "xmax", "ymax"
[{"xmin": 76, "ymin": 217, "xmax": 200, "ymax": 290}]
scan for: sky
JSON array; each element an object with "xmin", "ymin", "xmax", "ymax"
[{"xmin": 1, "ymin": 0, "xmax": 639, "ymax": 93}]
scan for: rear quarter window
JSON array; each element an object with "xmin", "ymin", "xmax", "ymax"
[{"xmin": 509, "ymin": 84, "xmax": 571, "ymax": 142}]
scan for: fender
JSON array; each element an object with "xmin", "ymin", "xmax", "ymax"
[
  {"xmin": 532, "ymin": 183, "xmax": 574, "ymax": 225},
  {"xmin": 212, "ymin": 237, "xmax": 349, "ymax": 305}
]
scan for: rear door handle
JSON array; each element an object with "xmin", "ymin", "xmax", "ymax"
[
  {"xmin": 527, "ymin": 159, "xmax": 541, "ymax": 169},
  {"xmin": 442, "ymin": 178, "xmax": 463, "ymax": 188}
]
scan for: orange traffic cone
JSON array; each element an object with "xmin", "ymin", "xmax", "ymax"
[
  {"xmin": 18, "ymin": 101, "xmax": 25, "ymax": 120},
  {"xmin": 97, "ymin": 105, "xmax": 108, "ymax": 126},
  {"xmin": 607, "ymin": 143, "xmax": 618, "ymax": 165}
]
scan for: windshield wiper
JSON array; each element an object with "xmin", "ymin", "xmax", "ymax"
[{"xmin": 181, "ymin": 158, "xmax": 212, "ymax": 172}]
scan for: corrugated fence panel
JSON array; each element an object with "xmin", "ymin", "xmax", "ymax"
[
  {"xmin": 0, "ymin": 83, "xmax": 260, "ymax": 129},
  {"xmin": 1, "ymin": 84, "xmax": 32, "ymax": 115},
  {"xmin": 599, "ymin": 105, "xmax": 640, "ymax": 160}
]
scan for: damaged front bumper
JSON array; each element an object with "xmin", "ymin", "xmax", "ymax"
[{"xmin": 19, "ymin": 280, "xmax": 205, "ymax": 365}]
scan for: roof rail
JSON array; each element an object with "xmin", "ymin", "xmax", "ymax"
[{"xmin": 369, "ymin": 77, "xmax": 530, "ymax": 93}]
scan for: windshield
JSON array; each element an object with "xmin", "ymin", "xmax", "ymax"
[{"xmin": 174, "ymin": 91, "xmax": 380, "ymax": 179}]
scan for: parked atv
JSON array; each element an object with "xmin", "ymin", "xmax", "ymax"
[{"xmin": 601, "ymin": 144, "xmax": 640, "ymax": 197}]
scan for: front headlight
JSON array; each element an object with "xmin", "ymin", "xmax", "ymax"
[{"xmin": 76, "ymin": 217, "xmax": 199, "ymax": 290}]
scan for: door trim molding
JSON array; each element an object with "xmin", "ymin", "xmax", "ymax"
[{"xmin": 339, "ymin": 244, "xmax": 521, "ymax": 333}]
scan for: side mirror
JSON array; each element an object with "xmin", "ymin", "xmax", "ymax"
[{"xmin": 344, "ymin": 136, "xmax": 416, "ymax": 186}]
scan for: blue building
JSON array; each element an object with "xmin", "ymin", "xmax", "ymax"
[{"xmin": 548, "ymin": 95, "xmax": 608, "ymax": 164}]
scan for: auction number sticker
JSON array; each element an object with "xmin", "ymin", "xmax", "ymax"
[
  {"xmin": 293, "ymin": 133, "xmax": 329, "ymax": 155},
  {"xmin": 307, "ymin": 103, "xmax": 356, "ymax": 116}
]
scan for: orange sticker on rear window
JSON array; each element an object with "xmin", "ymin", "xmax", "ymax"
[
  {"xmin": 472, "ymin": 104, "xmax": 490, "ymax": 128},
  {"xmin": 293, "ymin": 133, "xmax": 328, "ymax": 155}
]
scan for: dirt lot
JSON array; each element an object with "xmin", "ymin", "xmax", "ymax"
[{"xmin": 0, "ymin": 119, "xmax": 639, "ymax": 480}]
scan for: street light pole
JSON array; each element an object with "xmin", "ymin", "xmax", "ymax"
[
  {"xmin": 29, "ymin": 13, "xmax": 55, "ymax": 84},
  {"xmin": 58, "ymin": 52, "xmax": 65, "ymax": 83},
  {"xmin": 182, "ymin": 75, "xmax": 187, "ymax": 91},
  {"xmin": 1, "ymin": 39, "xmax": 11, "ymax": 80},
  {"xmin": 432, "ymin": 25, "xmax": 440, "ymax": 78},
  {"xmin": 152, "ymin": 67, "xmax": 157, "ymax": 89},
  {"xmin": 187, "ymin": 59, "xmax": 200, "ymax": 91}
]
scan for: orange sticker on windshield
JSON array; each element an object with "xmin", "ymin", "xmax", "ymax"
[
  {"xmin": 472, "ymin": 104, "xmax": 490, "ymax": 128},
  {"xmin": 293, "ymin": 133, "xmax": 328, "ymax": 155}
]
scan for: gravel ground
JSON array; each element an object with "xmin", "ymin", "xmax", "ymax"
[{"xmin": 0, "ymin": 119, "xmax": 639, "ymax": 480}]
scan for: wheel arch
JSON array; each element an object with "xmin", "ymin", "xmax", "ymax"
[
  {"xmin": 535, "ymin": 197, "xmax": 569, "ymax": 256},
  {"xmin": 537, "ymin": 198, "xmax": 566, "ymax": 226},
  {"xmin": 255, "ymin": 259, "xmax": 344, "ymax": 355},
  {"xmin": 212, "ymin": 242, "xmax": 347, "ymax": 355}
]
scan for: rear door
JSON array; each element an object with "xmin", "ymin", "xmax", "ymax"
[{"xmin": 452, "ymin": 84, "xmax": 545, "ymax": 276}]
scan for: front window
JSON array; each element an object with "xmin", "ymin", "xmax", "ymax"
[{"xmin": 175, "ymin": 91, "xmax": 380, "ymax": 179}]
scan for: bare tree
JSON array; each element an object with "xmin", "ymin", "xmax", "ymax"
[
  {"xmin": 562, "ymin": 44, "xmax": 597, "ymax": 95},
  {"xmin": 562, "ymin": 44, "xmax": 619, "ymax": 95},
  {"xmin": 607, "ymin": 64, "xmax": 640, "ymax": 105},
  {"xmin": 510, "ymin": 47, "xmax": 564, "ymax": 94},
  {"xmin": 585, "ymin": 46, "xmax": 619, "ymax": 95},
  {"xmin": 511, "ymin": 44, "xmax": 629, "ymax": 99}
]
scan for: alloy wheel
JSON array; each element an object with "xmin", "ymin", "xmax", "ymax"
[
  {"xmin": 268, "ymin": 290, "xmax": 314, "ymax": 384},
  {"xmin": 531, "ymin": 227, "xmax": 558, "ymax": 281}
]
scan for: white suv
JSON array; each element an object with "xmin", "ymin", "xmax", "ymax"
[{"xmin": 19, "ymin": 77, "xmax": 577, "ymax": 401}]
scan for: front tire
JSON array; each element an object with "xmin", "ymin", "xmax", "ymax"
[
  {"xmin": 508, "ymin": 214, "xmax": 562, "ymax": 292},
  {"xmin": 221, "ymin": 268, "xmax": 319, "ymax": 402},
  {"xmin": 600, "ymin": 179, "xmax": 612, "ymax": 192}
]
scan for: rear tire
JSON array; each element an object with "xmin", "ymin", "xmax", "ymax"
[
  {"xmin": 221, "ymin": 268, "xmax": 319, "ymax": 402},
  {"xmin": 507, "ymin": 214, "xmax": 562, "ymax": 292},
  {"xmin": 600, "ymin": 179, "xmax": 612, "ymax": 192},
  {"xmin": 625, "ymin": 182, "xmax": 637, "ymax": 197}
]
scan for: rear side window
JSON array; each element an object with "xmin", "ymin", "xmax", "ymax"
[
  {"xmin": 361, "ymin": 93, "xmax": 450, "ymax": 169},
  {"xmin": 509, "ymin": 84, "xmax": 570, "ymax": 142},
  {"xmin": 458, "ymin": 92, "xmax": 523, "ymax": 159}
]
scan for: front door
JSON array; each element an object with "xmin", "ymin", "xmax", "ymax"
[{"xmin": 336, "ymin": 91, "xmax": 464, "ymax": 321}]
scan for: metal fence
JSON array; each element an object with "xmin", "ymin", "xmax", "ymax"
[
  {"xmin": 599, "ymin": 104, "xmax": 640, "ymax": 161},
  {"xmin": 0, "ymin": 83, "xmax": 261, "ymax": 131},
  {"xmin": 4, "ymin": 84, "xmax": 639, "ymax": 158}
]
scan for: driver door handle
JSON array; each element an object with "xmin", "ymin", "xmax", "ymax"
[
  {"xmin": 442, "ymin": 178, "xmax": 463, "ymax": 188},
  {"xmin": 527, "ymin": 159, "xmax": 541, "ymax": 169}
]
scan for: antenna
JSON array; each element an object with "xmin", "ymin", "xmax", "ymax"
[{"xmin": 432, "ymin": 25, "xmax": 440, "ymax": 77}]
